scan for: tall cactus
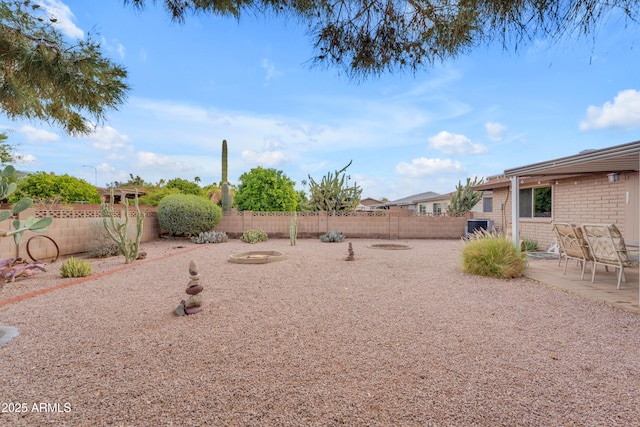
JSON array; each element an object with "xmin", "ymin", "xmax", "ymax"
[
  {"xmin": 307, "ymin": 160, "xmax": 362, "ymax": 212},
  {"xmin": 101, "ymin": 188, "xmax": 144, "ymax": 264},
  {"xmin": 447, "ymin": 177, "xmax": 484, "ymax": 213},
  {"xmin": 221, "ymin": 139, "xmax": 230, "ymax": 213},
  {"xmin": 0, "ymin": 165, "xmax": 53, "ymax": 246},
  {"xmin": 290, "ymin": 211, "xmax": 298, "ymax": 246},
  {"xmin": 222, "ymin": 139, "xmax": 228, "ymax": 183}
]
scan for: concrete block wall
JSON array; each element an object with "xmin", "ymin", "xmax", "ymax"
[
  {"xmin": 216, "ymin": 210, "xmax": 470, "ymax": 240},
  {"xmin": 0, "ymin": 206, "xmax": 161, "ymax": 261}
]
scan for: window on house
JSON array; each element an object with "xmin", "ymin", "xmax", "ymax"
[
  {"xmin": 483, "ymin": 197, "xmax": 493, "ymax": 213},
  {"xmin": 519, "ymin": 187, "xmax": 552, "ymax": 218},
  {"xmin": 419, "ymin": 204, "xmax": 426, "ymax": 213},
  {"xmin": 433, "ymin": 203, "xmax": 442, "ymax": 214}
]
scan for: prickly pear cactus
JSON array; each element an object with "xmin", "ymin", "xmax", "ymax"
[{"xmin": 0, "ymin": 165, "xmax": 53, "ymax": 245}]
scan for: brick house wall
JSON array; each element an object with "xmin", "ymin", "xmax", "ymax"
[{"xmin": 477, "ymin": 171, "xmax": 639, "ymax": 250}]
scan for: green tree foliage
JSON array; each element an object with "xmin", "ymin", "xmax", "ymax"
[
  {"xmin": 0, "ymin": 133, "xmax": 23, "ymax": 164},
  {"xmin": 9, "ymin": 172, "xmax": 101, "ymax": 204},
  {"xmin": 234, "ymin": 167, "xmax": 298, "ymax": 212},
  {"xmin": 0, "ymin": 1, "xmax": 130, "ymax": 134},
  {"xmin": 137, "ymin": 186, "xmax": 181, "ymax": 206},
  {"xmin": 447, "ymin": 177, "xmax": 484, "ymax": 214},
  {"xmin": 307, "ymin": 161, "xmax": 362, "ymax": 212},
  {"xmin": 157, "ymin": 194, "xmax": 222, "ymax": 236},
  {"xmin": 124, "ymin": 0, "xmax": 639, "ymax": 78},
  {"xmin": 165, "ymin": 177, "xmax": 204, "ymax": 196},
  {"xmin": 112, "ymin": 173, "xmax": 150, "ymax": 187}
]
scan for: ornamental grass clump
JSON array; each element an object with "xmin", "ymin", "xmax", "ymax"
[{"xmin": 462, "ymin": 235, "xmax": 527, "ymax": 279}]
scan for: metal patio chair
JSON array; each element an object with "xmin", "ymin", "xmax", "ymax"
[
  {"xmin": 581, "ymin": 223, "xmax": 639, "ymax": 289},
  {"xmin": 551, "ymin": 222, "xmax": 592, "ymax": 280}
]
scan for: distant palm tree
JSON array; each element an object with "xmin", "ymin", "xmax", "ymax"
[{"xmin": 194, "ymin": 176, "xmax": 201, "ymax": 184}]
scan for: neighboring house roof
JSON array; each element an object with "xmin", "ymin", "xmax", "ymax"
[
  {"xmin": 360, "ymin": 197, "xmax": 383, "ymax": 206},
  {"xmin": 98, "ymin": 187, "xmax": 146, "ymax": 200},
  {"xmin": 376, "ymin": 191, "xmax": 441, "ymax": 208}
]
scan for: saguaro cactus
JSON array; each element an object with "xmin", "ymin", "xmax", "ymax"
[
  {"xmin": 221, "ymin": 139, "xmax": 230, "ymax": 213},
  {"xmin": 101, "ymin": 189, "xmax": 144, "ymax": 264},
  {"xmin": 290, "ymin": 211, "xmax": 298, "ymax": 246}
]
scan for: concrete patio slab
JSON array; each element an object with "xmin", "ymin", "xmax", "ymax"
[{"xmin": 524, "ymin": 256, "xmax": 640, "ymax": 314}]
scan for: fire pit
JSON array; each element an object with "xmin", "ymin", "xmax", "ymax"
[
  {"xmin": 367, "ymin": 243, "xmax": 412, "ymax": 250},
  {"xmin": 229, "ymin": 251, "xmax": 286, "ymax": 264}
]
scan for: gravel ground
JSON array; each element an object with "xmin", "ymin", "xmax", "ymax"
[{"xmin": 1, "ymin": 238, "xmax": 639, "ymax": 426}]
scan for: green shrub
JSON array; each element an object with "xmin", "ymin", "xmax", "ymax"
[
  {"xmin": 137, "ymin": 187, "xmax": 181, "ymax": 206},
  {"xmin": 86, "ymin": 222, "xmax": 120, "ymax": 258},
  {"xmin": 320, "ymin": 230, "xmax": 345, "ymax": 242},
  {"xmin": 241, "ymin": 229, "xmax": 268, "ymax": 243},
  {"xmin": 191, "ymin": 230, "xmax": 229, "ymax": 244},
  {"xmin": 462, "ymin": 236, "xmax": 527, "ymax": 278},
  {"xmin": 522, "ymin": 237, "xmax": 539, "ymax": 252},
  {"xmin": 60, "ymin": 257, "xmax": 93, "ymax": 278},
  {"xmin": 157, "ymin": 194, "xmax": 222, "ymax": 236}
]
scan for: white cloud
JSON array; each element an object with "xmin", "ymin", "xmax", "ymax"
[
  {"xmin": 37, "ymin": 0, "xmax": 84, "ymax": 39},
  {"xmin": 428, "ymin": 131, "xmax": 488, "ymax": 155},
  {"xmin": 88, "ymin": 126, "xmax": 130, "ymax": 150},
  {"xmin": 580, "ymin": 89, "xmax": 640, "ymax": 131},
  {"xmin": 395, "ymin": 158, "xmax": 464, "ymax": 177},
  {"xmin": 17, "ymin": 125, "xmax": 60, "ymax": 142},
  {"xmin": 17, "ymin": 154, "xmax": 36, "ymax": 164},
  {"xmin": 485, "ymin": 122, "xmax": 507, "ymax": 142},
  {"xmin": 137, "ymin": 151, "xmax": 183, "ymax": 168},
  {"xmin": 101, "ymin": 36, "xmax": 125, "ymax": 59},
  {"xmin": 241, "ymin": 150, "xmax": 289, "ymax": 167},
  {"xmin": 261, "ymin": 59, "xmax": 282, "ymax": 81}
]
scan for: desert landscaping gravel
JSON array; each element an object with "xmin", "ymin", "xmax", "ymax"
[{"xmin": 1, "ymin": 238, "xmax": 639, "ymax": 426}]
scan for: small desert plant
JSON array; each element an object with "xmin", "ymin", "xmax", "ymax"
[
  {"xmin": 462, "ymin": 236, "xmax": 527, "ymax": 278},
  {"xmin": 521, "ymin": 237, "xmax": 539, "ymax": 252},
  {"xmin": 60, "ymin": 257, "xmax": 93, "ymax": 278},
  {"xmin": 320, "ymin": 230, "xmax": 345, "ymax": 243},
  {"xmin": 466, "ymin": 228, "xmax": 504, "ymax": 241},
  {"xmin": 0, "ymin": 258, "xmax": 46, "ymax": 284},
  {"xmin": 241, "ymin": 229, "xmax": 268, "ymax": 244},
  {"xmin": 86, "ymin": 222, "xmax": 120, "ymax": 258},
  {"xmin": 191, "ymin": 230, "xmax": 229, "ymax": 244}
]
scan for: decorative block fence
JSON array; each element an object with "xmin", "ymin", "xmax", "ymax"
[
  {"xmin": 0, "ymin": 205, "xmax": 471, "ymax": 261},
  {"xmin": 0, "ymin": 204, "xmax": 161, "ymax": 262},
  {"xmin": 217, "ymin": 210, "xmax": 471, "ymax": 239}
]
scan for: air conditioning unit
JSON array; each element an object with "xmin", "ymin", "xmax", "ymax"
[{"xmin": 466, "ymin": 219, "xmax": 495, "ymax": 238}]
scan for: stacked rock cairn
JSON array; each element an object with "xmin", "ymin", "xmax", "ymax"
[
  {"xmin": 346, "ymin": 242, "xmax": 355, "ymax": 261},
  {"xmin": 174, "ymin": 260, "xmax": 203, "ymax": 316}
]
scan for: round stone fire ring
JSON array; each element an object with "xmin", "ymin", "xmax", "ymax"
[
  {"xmin": 367, "ymin": 243, "xmax": 413, "ymax": 250},
  {"xmin": 229, "ymin": 250, "xmax": 286, "ymax": 264}
]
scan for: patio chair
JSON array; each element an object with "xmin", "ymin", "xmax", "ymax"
[
  {"xmin": 581, "ymin": 223, "xmax": 640, "ymax": 289},
  {"xmin": 551, "ymin": 222, "xmax": 592, "ymax": 280}
]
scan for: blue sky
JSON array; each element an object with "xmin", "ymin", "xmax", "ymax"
[{"xmin": 1, "ymin": 1, "xmax": 639, "ymax": 201}]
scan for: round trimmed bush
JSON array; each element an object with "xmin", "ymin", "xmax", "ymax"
[{"xmin": 157, "ymin": 194, "xmax": 222, "ymax": 236}]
